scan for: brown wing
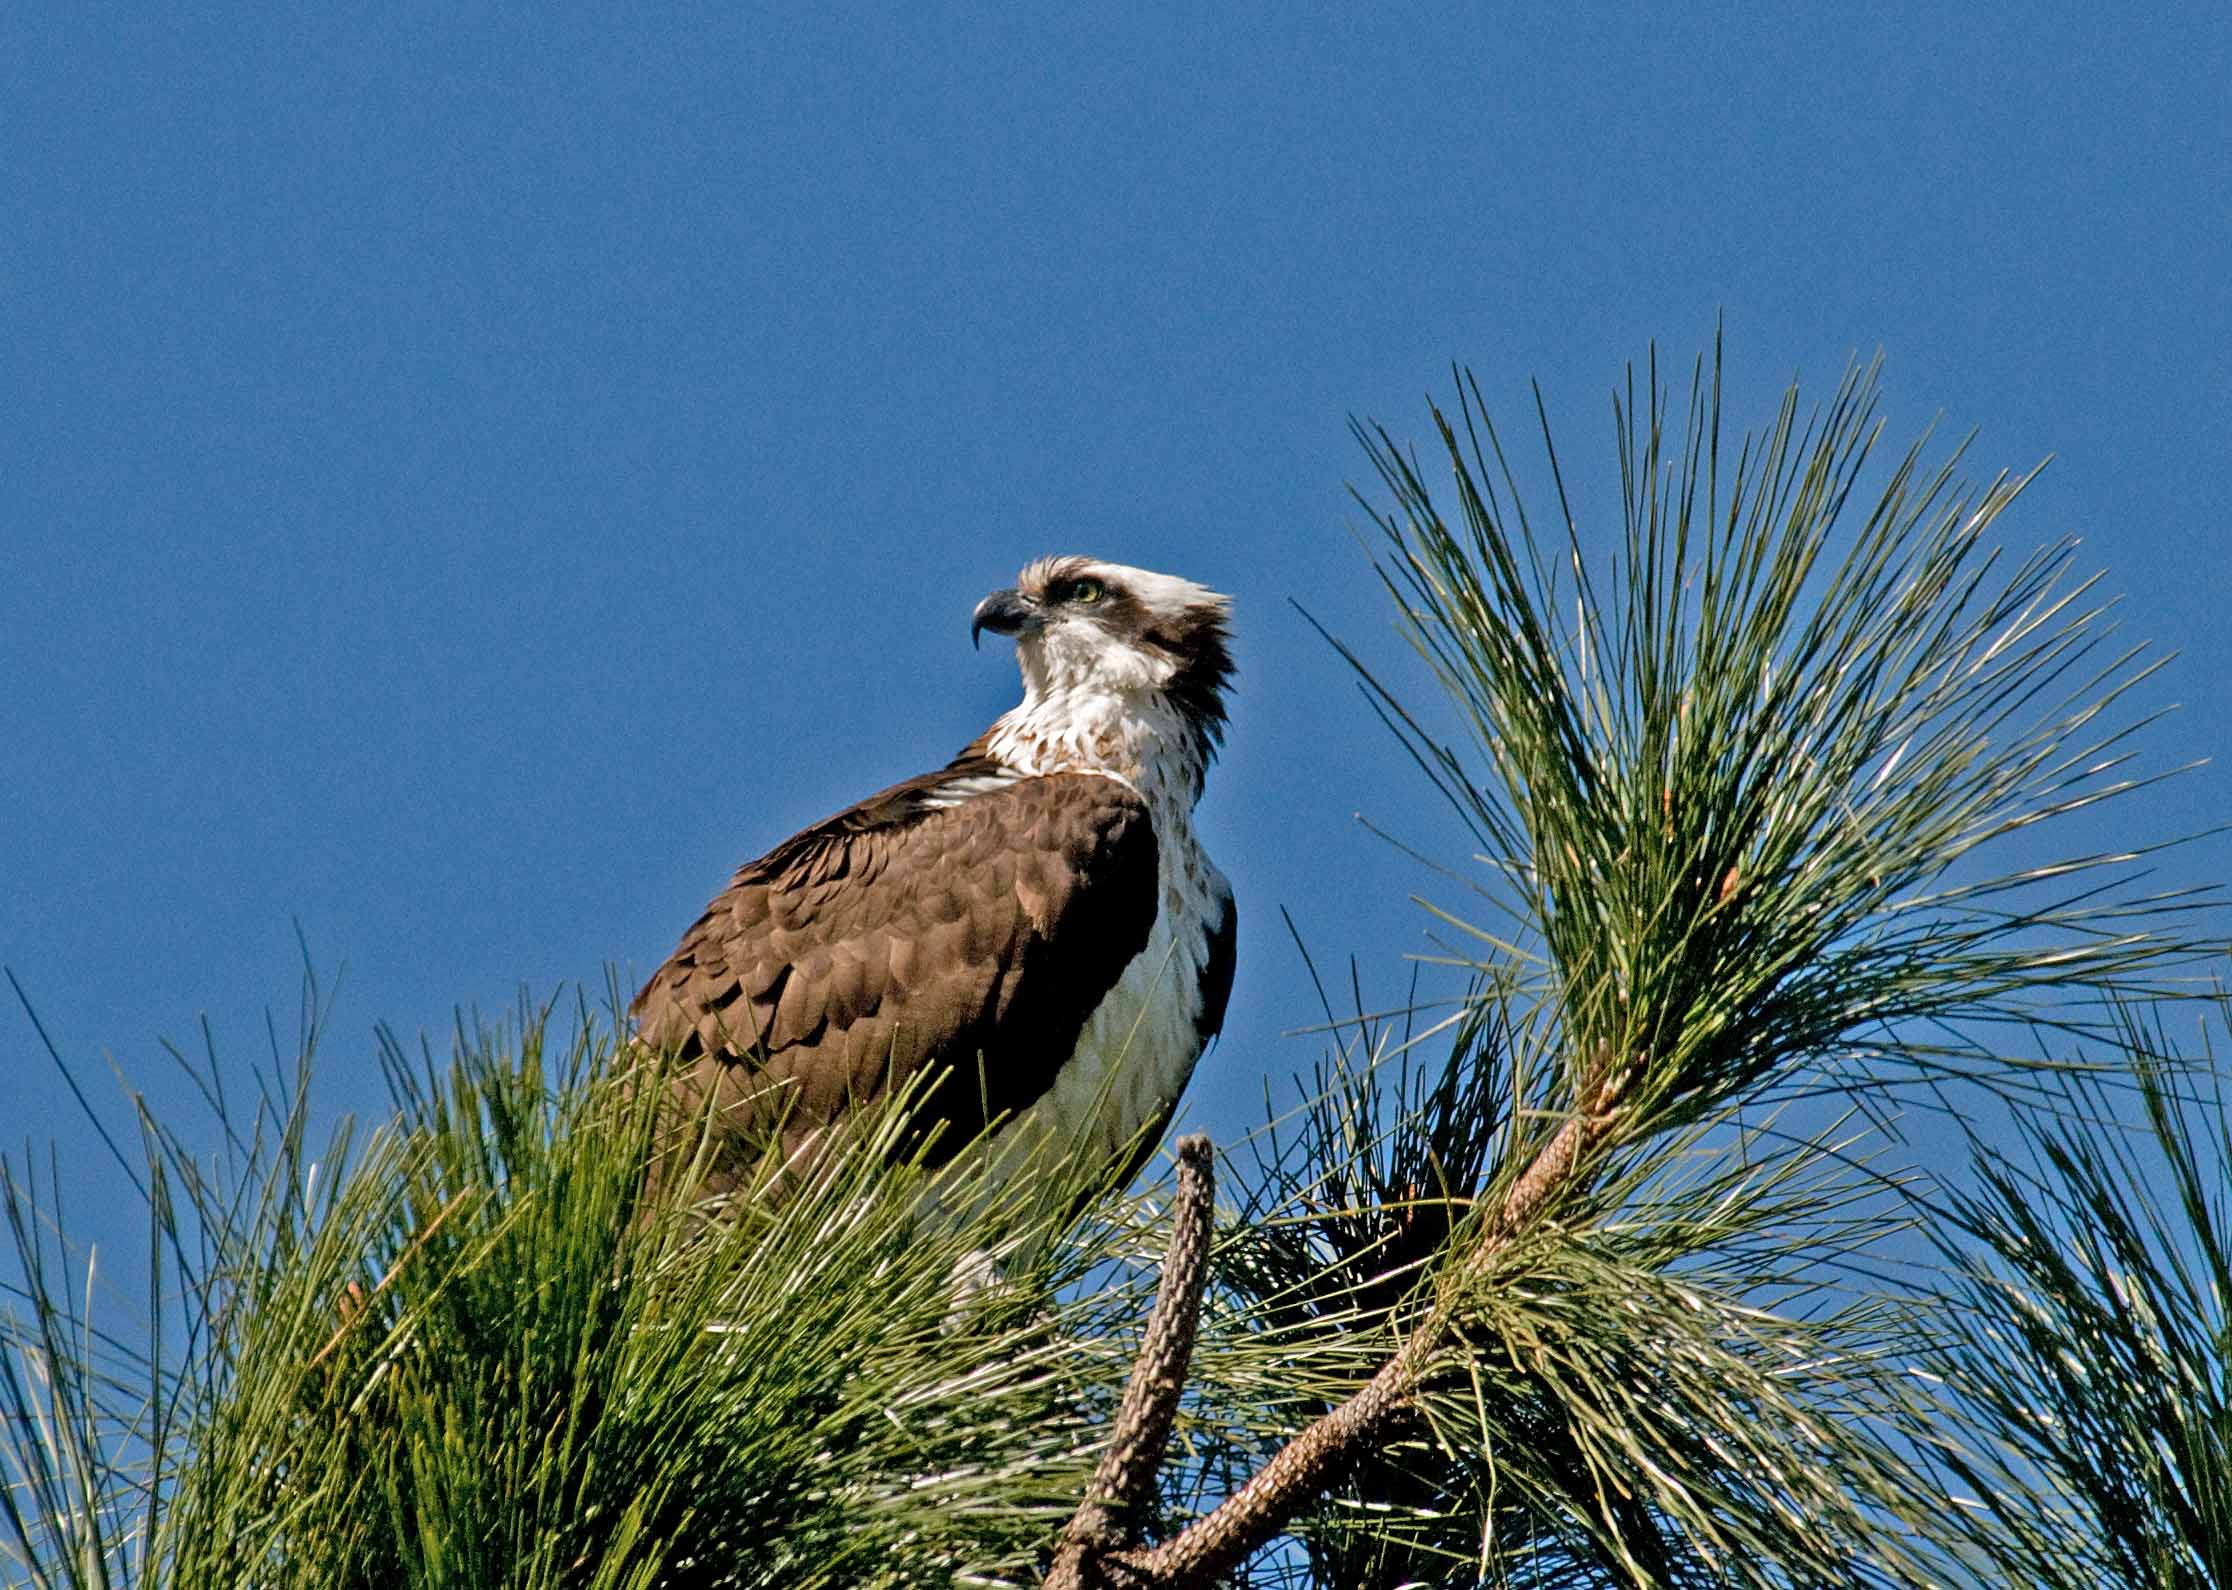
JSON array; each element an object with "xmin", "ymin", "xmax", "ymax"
[
  {"xmin": 1195, "ymin": 885, "xmax": 1238, "ymax": 1049},
  {"xmin": 633, "ymin": 764, "xmax": 1159, "ymax": 1190}
]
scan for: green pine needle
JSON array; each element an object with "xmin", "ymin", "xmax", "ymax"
[{"xmin": 6, "ymin": 342, "xmax": 2222, "ymax": 1589}]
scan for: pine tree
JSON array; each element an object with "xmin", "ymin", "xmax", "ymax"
[{"xmin": 7, "ymin": 343, "xmax": 2225, "ymax": 1587}]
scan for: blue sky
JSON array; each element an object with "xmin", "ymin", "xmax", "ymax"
[{"xmin": 6, "ymin": 7, "xmax": 2229, "ymax": 1287}]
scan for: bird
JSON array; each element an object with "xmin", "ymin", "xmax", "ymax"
[{"xmin": 631, "ymin": 555, "xmax": 1237, "ymax": 1207}]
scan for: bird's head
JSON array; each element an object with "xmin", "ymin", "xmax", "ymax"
[{"xmin": 973, "ymin": 556, "xmax": 1234, "ymax": 761}]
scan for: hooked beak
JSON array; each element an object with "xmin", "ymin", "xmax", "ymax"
[{"xmin": 970, "ymin": 587, "xmax": 1043, "ymax": 649}]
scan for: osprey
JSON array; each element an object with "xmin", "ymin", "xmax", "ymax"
[{"xmin": 633, "ymin": 556, "xmax": 1236, "ymax": 1201}]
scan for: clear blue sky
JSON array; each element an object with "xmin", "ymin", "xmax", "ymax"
[{"xmin": 6, "ymin": 7, "xmax": 2228, "ymax": 1283}]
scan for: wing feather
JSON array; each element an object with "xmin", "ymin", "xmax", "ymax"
[{"xmin": 633, "ymin": 764, "xmax": 1159, "ymax": 1189}]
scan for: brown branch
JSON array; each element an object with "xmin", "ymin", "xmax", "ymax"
[
  {"xmin": 1047, "ymin": 1133, "xmax": 1217, "ymax": 1590},
  {"xmin": 308, "ymin": 1189, "xmax": 472, "ymax": 1370},
  {"xmin": 1071, "ymin": 1066, "xmax": 1630, "ymax": 1587}
]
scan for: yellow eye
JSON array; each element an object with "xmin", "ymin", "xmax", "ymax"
[{"xmin": 1070, "ymin": 577, "xmax": 1105, "ymax": 605}]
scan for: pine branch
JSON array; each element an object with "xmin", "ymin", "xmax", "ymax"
[
  {"xmin": 1069, "ymin": 1068, "xmax": 1631, "ymax": 1587},
  {"xmin": 13, "ymin": 342, "xmax": 2214, "ymax": 1589},
  {"xmin": 1048, "ymin": 1134, "xmax": 1216, "ymax": 1590}
]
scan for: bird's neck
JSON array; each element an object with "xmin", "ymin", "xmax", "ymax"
[{"xmin": 983, "ymin": 683, "xmax": 1207, "ymax": 813}]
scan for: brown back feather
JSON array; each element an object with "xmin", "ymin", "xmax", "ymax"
[{"xmin": 633, "ymin": 763, "xmax": 1160, "ymax": 1195}]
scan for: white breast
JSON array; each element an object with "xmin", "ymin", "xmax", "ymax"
[
  {"xmin": 962, "ymin": 677, "xmax": 1226, "ymax": 1190},
  {"xmin": 985, "ymin": 786, "xmax": 1228, "ymax": 1177}
]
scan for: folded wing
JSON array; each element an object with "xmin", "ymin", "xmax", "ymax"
[{"xmin": 633, "ymin": 765, "xmax": 1160, "ymax": 1189}]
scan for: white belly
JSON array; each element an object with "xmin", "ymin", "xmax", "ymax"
[{"xmin": 988, "ymin": 834, "xmax": 1227, "ymax": 1174}]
